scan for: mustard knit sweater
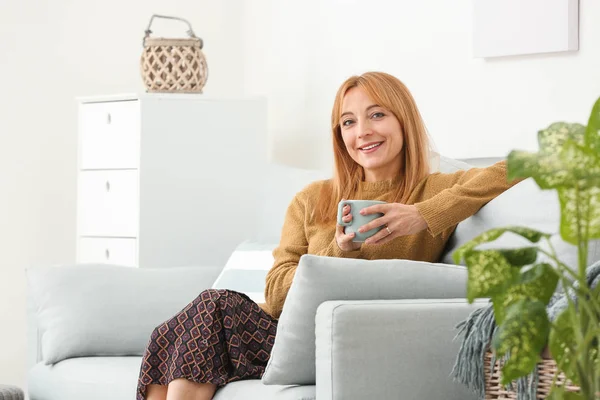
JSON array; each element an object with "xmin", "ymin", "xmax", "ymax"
[{"xmin": 261, "ymin": 161, "xmax": 518, "ymax": 319}]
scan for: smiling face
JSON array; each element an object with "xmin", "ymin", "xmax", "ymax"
[{"xmin": 339, "ymin": 86, "xmax": 404, "ymax": 182}]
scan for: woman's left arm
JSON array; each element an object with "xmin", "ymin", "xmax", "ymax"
[
  {"xmin": 357, "ymin": 161, "xmax": 522, "ymax": 244},
  {"xmin": 414, "ymin": 160, "xmax": 521, "ymax": 237}
]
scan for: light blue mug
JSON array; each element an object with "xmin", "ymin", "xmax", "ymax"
[{"xmin": 337, "ymin": 200, "xmax": 386, "ymax": 243}]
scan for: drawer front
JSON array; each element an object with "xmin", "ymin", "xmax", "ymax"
[
  {"xmin": 78, "ymin": 237, "xmax": 137, "ymax": 267},
  {"xmin": 78, "ymin": 170, "xmax": 139, "ymax": 237},
  {"xmin": 79, "ymin": 100, "xmax": 140, "ymax": 169}
]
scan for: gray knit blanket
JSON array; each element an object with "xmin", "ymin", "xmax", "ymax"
[{"xmin": 451, "ymin": 260, "xmax": 600, "ymax": 400}]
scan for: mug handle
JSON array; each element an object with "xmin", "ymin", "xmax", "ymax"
[{"xmin": 337, "ymin": 200, "xmax": 351, "ymax": 226}]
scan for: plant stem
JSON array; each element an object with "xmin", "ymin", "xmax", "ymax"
[
  {"xmin": 546, "ymin": 240, "xmax": 587, "ymax": 397},
  {"xmin": 546, "ymin": 234, "xmax": 600, "ymax": 398},
  {"xmin": 575, "ymin": 184, "xmax": 593, "ymax": 399}
]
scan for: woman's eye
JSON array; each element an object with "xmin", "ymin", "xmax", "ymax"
[
  {"xmin": 371, "ymin": 112, "xmax": 384, "ymax": 119},
  {"xmin": 342, "ymin": 119, "xmax": 354, "ymax": 127}
]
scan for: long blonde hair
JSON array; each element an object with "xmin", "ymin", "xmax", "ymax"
[{"xmin": 314, "ymin": 72, "xmax": 431, "ymax": 224}]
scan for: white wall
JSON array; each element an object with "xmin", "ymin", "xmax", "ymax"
[
  {"xmin": 242, "ymin": 0, "xmax": 600, "ymax": 169},
  {"xmin": 0, "ymin": 0, "xmax": 245, "ymax": 389},
  {"xmin": 1, "ymin": 0, "xmax": 599, "ymax": 391}
]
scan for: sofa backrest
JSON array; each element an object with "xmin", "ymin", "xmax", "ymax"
[{"xmin": 26, "ymin": 264, "xmax": 222, "ymax": 368}]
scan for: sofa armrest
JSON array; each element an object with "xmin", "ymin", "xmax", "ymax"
[{"xmin": 315, "ymin": 298, "xmax": 487, "ymax": 400}]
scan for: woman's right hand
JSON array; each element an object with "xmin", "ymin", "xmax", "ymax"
[{"xmin": 336, "ymin": 203, "xmax": 362, "ymax": 252}]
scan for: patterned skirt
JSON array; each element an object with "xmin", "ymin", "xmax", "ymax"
[{"xmin": 136, "ymin": 289, "xmax": 278, "ymax": 400}]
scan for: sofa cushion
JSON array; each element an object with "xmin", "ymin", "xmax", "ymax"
[
  {"xmin": 28, "ymin": 357, "xmax": 142, "ymax": 400},
  {"xmin": 441, "ymin": 178, "xmax": 600, "ymax": 271},
  {"xmin": 211, "ymin": 241, "xmax": 277, "ymax": 303},
  {"xmin": 214, "ymin": 380, "xmax": 316, "ymax": 400},
  {"xmin": 28, "ymin": 357, "xmax": 315, "ymax": 400},
  {"xmin": 26, "ymin": 264, "xmax": 222, "ymax": 365},
  {"xmin": 261, "ymin": 254, "xmax": 468, "ymax": 385}
]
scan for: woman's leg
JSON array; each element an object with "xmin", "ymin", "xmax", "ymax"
[
  {"xmin": 166, "ymin": 379, "xmax": 217, "ymax": 400},
  {"xmin": 145, "ymin": 384, "xmax": 168, "ymax": 400},
  {"xmin": 136, "ymin": 289, "xmax": 277, "ymax": 400}
]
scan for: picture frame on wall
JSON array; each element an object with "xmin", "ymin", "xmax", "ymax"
[{"xmin": 473, "ymin": 0, "xmax": 579, "ymax": 58}]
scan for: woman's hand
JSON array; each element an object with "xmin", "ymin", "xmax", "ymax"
[
  {"xmin": 335, "ymin": 203, "xmax": 362, "ymax": 252},
  {"xmin": 359, "ymin": 203, "xmax": 428, "ymax": 245}
]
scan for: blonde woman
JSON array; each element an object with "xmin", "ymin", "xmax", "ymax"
[{"xmin": 137, "ymin": 71, "xmax": 519, "ymax": 400}]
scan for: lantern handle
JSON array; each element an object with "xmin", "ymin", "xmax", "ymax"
[{"xmin": 142, "ymin": 15, "xmax": 203, "ymax": 48}]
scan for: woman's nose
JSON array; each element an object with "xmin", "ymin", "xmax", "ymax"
[{"xmin": 357, "ymin": 120, "xmax": 373, "ymax": 138}]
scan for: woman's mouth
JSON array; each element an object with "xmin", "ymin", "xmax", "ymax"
[{"xmin": 359, "ymin": 142, "xmax": 383, "ymax": 154}]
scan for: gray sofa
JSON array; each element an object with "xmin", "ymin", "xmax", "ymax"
[
  {"xmin": 26, "ymin": 263, "xmax": 484, "ymax": 400},
  {"xmin": 27, "ymin": 157, "xmax": 598, "ymax": 400}
]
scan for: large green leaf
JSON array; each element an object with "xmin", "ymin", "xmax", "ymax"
[
  {"xmin": 562, "ymin": 393, "xmax": 585, "ymax": 400},
  {"xmin": 453, "ymin": 227, "xmax": 549, "ymax": 265},
  {"xmin": 497, "ymin": 247, "xmax": 538, "ymax": 267},
  {"xmin": 507, "ymin": 149, "xmax": 600, "ymax": 189},
  {"xmin": 492, "ymin": 263, "xmax": 559, "ymax": 325},
  {"xmin": 452, "ymin": 230, "xmax": 504, "ymax": 264},
  {"xmin": 558, "ymin": 186, "xmax": 600, "ymax": 244},
  {"xmin": 507, "ymin": 151, "xmax": 565, "ymax": 188},
  {"xmin": 507, "ymin": 122, "xmax": 584, "ymax": 185},
  {"xmin": 538, "ymin": 122, "xmax": 586, "ymax": 154},
  {"xmin": 507, "ymin": 122, "xmax": 600, "ymax": 189},
  {"xmin": 464, "ymin": 251, "xmax": 520, "ymax": 303},
  {"xmin": 547, "ymin": 387, "xmax": 585, "ymax": 400},
  {"xmin": 493, "ymin": 300, "xmax": 549, "ymax": 384},
  {"xmin": 549, "ymin": 309, "xmax": 579, "ymax": 386},
  {"xmin": 585, "ymin": 96, "xmax": 600, "ymax": 153},
  {"xmin": 559, "ymin": 140, "xmax": 600, "ymax": 187}
]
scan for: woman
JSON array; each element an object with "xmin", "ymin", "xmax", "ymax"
[{"xmin": 136, "ymin": 71, "xmax": 518, "ymax": 400}]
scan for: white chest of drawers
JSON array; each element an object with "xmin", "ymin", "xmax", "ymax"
[{"xmin": 76, "ymin": 94, "xmax": 268, "ymax": 268}]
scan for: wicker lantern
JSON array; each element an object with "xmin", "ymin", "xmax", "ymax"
[{"xmin": 140, "ymin": 15, "xmax": 208, "ymax": 93}]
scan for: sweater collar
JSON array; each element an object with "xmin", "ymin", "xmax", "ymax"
[{"xmin": 358, "ymin": 175, "xmax": 403, "ymax": 192}]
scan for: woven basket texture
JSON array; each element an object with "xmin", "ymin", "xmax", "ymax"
[
  {"xmin": 484, "ymin": 351, "xmax": 580, "ymax": 399},
  {"xmin": 141, "ymin": 37, "xmax": 208, "ymax": 93}
]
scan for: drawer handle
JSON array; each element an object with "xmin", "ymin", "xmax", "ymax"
[
  {"xmin": 106, "ymin": 181, "xmax": 110, "ymax": 192},
  {"xmin": 107, "ymin": 113, "xmax": 112, "ymax": 124},
  {"xmin": 105, "ymin": 249, "xmax": 110, "ymax": 259}
]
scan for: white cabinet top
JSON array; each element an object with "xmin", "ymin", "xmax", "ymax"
[{"xmin": 76, "ymin": 93, "xmax": 265, "ymax": 104}]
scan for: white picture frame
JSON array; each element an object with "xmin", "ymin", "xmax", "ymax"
[{"xmin": 473, "ymin": 0, "xmax": 579, "ymax": 58}]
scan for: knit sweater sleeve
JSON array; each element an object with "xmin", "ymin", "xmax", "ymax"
[
  {"xmin": 315, "ymin": 241, "xmax": 362, "ymax": 258},
  {"xmin": 414, "ymin": 160, "xmax": 519, "ymax": 237}
]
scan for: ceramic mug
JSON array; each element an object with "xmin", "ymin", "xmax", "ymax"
[{"xmin": 337, "ymin": 200, "xmax": 386, "ymax": 242}]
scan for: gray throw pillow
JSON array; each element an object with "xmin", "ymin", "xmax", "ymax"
[
  {"xmin": 441, "ymin": 178, "xmax": 600, "ymax": 272},
  {"xmin": 261, "ymin": 254, "xmax": 469, "ymax": 385},
  {"xmin": 27, "ymin": 263, "xmax": 221, "ymax": 365}
]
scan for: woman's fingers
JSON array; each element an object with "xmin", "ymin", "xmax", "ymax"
[
  {"xmin": 360, "ymin": 203, "xmax": 390, "ymax": 216},
  {"xmin": 358, "ymin": 215, "xmax": 388, "ymax": 234},
  {"xmin": 336, "ymin": 202, "xmax": 361, "ymax": 251},
  {"xmin": 341, "ymin": 205, "xmax": 352, "ymax": 223},
  {"xmin": 336, "ymin": 223, "xmax": 357, "ymax": 250},
  {"xmin": 365, "ymin": 225, "xmax": 394, "ymax": 245},
  {"xmin": 336, "ymin": 224, "xmax": 353, "ymax": 239}
]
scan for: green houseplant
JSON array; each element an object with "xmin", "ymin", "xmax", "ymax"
[{"xmin": 453, "ymin": 97, "xmax": 600, "ymax": 399}]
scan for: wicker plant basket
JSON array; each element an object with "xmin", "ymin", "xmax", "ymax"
[
  {"xmin": 140, "ymin": 15, "xmax": 208, "ymax": 93},
  {"xmin": 484, "ymin": 350, "xmax": 580, "ymax": 399}
]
